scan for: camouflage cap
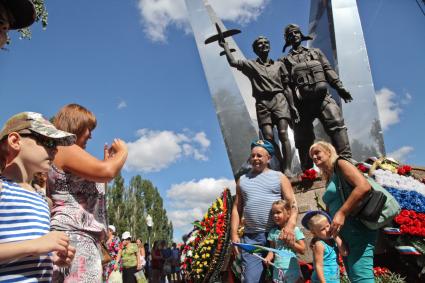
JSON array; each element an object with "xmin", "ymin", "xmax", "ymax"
[{"xmin": 0, "ymin": 112, "xmax": 76, "ymax": 146}]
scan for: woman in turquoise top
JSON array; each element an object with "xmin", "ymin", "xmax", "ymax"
[{"xmin": 309, "ymin": 141, "xmax": 377, "ymax": 283}]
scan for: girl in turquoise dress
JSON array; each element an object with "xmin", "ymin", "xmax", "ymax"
[
  {"xmin": 264, "ymin": 200, "xmax": 306, "ymax": 283},
  {"xmin": 309, "ymin": 141, "xmax": 378, "ymax": 283},
  {"xmin": 302, "ymin": 211, "xmax": 348, "ymax": 283}
]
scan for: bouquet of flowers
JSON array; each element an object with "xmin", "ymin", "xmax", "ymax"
[
  {"xmin": 397, "ymin": 165, "xmax": 412, "ymax": 176},
  {"xmin": 300, "ymin": 169, "xmax": 318, "ymax": 182},
  {"xmin": 181, "ymin": 189, "xmax": 232, "ymax": 282},
  {"xmin": 394, "ymin": 210, "xmax": 425, "ymax": 237}
]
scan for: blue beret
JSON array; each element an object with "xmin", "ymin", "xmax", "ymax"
[
  {"xmin": 301, "ymin": 210, "xmax": 332, "ymax": 230},
  {"xmin": 250, "ymin": 139, "xmax": 274, "ymax": 156}
]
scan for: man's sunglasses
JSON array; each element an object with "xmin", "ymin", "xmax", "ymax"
[{"xmin": 19, "ymin": 132, "xmax": 58, "ymax": 149}]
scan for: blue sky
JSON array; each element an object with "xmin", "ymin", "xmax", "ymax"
[{"xmin": 1, "ymin": 0, "xmax": 424, "ymax": 242}]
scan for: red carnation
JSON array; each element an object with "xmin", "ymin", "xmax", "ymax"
[
  {"xmin": 397, "ymin": 165, "xmax": 412, "ymax": 176},
  {"xmin": 356, "ymin": 163, "xmax": 368, "ymax": 173},
  {"xmin": 301, "ymin": 169, "xmax": 318, "ymax": 181}
]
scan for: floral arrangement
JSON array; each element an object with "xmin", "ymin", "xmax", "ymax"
[
  {"xmin": 397, "ymin": 165, "xmax": 412, "ymax": 176},
  {"xmin": 394, "ymin": 210, "xmax": 425, "ymax": 237},
  {"xmin": 374, "ymin": 169, "xmax": 425, "ymax": 195},
  {"xmin": 372, "ymin": 267, "xmax": 406, "ymax": 283},
  {"xmin": 181, "ymin": 189, "xmax": 232, "ymax": 282},
  {"xmin": 300, "ymin": 169, "xmax": 318, "ymax": 182},
  {"xmin": 340, "ymin": 266, "xmax": 405, "ymax": 283},
  {"xmin": 387, "ymin": 188, "xmax": 425, "ymax": 213}
]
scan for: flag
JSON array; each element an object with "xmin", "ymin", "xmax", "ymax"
[
  {"xmin": 232, "ymin": 242, "xmax": 295, "ymax": 259},
  {"xmin": 232, "ymin": 242, "xmax": 294, "ymax": 281}
]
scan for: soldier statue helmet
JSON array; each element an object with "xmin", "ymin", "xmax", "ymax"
[{"xmin": 282, "ymin": 24, "xmax": 313, "ymax": 52}]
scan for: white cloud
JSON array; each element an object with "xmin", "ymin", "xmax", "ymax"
[
  {"xmin": 117, "ymin": 100, "xmax": 127, "ymax": 109},
  {"xmin": 137, "ymin": 0, "xmax": 268, "ymax": 42},
  {"xmin": 194, "ymin": 132, "xmax": 210, "ymax": 149},
  {"xmin": 401, "ymin": 92, "xmax": 412, "ymax": 105},
  {"xmin": 387, "ymin": 146, "xmax": 414, "ymax": 163},
  {"xmin": 125, "ymin": 129, "xmax": 211, "ymax": 172},
  {"xmin": 167, "ymin": 178, "xmax": 236, "ymax": 231},
  {"xmin": 376, "ymin": 87, "xmax": 411, "ymax": 131}
]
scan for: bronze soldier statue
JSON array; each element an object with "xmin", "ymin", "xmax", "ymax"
[
  {"xmin": 281, "ymin": 24, "xmax": 353, "ymax": 170},
  {"xmin": 219, "ymin": 35, "xmax": 299, "ymax": 175}
]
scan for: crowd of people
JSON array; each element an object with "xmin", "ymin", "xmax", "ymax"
[
  {"xmin": 0, "ymin": 105, "xmax": 184, "ymax": 283},
  {"xmin": 103, "ymin": 225, "xmax": 182, "ymax": 283}
]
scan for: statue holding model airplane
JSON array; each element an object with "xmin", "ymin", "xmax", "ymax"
[
  {"xmin": 205, "ymin": 23, "xmax": 355, "ymax": 173},
  {"xmin": 205, "ymin": 23, "xmax": 299, "ymax": 176}
]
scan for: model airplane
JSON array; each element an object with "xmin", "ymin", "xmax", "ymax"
[{"xmin": 204, "ymin": 23, "xmax": 240, "ymax": 56}]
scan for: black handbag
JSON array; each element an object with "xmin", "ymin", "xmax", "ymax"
[{"xmin": 335, "ymin": 163, "xmax": 387, "ymax": 222}]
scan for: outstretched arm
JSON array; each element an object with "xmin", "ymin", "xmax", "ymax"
[{"xmin": 219, "ymin": 40, "xmax": 238, "ymax": 67}]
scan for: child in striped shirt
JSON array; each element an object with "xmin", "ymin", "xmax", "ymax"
[{"xmin": 0, "ymin": 112, "xmax": 76, "ymax": 282}]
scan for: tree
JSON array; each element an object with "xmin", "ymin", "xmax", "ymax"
[
  {"xmin": 107, "ymin": 174, "xmax": 127, "ymax": 234},
  {"xmin": 107, "ymin": 174, "xmax": 173, "ymax": 245}
]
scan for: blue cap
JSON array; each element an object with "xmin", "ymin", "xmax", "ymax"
[
  {"xmin": 250, "ymin": 139, "xmax": 274, "ymax": 156},
  {"xmin": 301, "ymin": 210, "xmax": 332, "ymax": 230}
]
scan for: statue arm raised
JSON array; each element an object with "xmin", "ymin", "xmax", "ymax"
[{"xmin": 219, "ymin": 41, "xmax": 238, "ymax": 67}]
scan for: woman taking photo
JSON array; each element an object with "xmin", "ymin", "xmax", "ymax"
[
  {"xmin": 48, "ymin": 103, "xmax": 128, "ymax": 282},
  {"xmin": 309, "ymin": 141, "xmax": 377, "ymax": 283}
]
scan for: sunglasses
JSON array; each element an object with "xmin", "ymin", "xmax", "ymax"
[{"xmin": 19, "ymin": 132, "xmax": 58, "ymax": 149}]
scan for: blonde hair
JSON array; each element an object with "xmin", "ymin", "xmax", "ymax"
[
  {"xmin": 309, "ymin": 141, "xmax": 338, "ymax": 182},
  {"xmin": 53, "ymin": 104, "xmax": 97, "ymax": 139},
  {"xmin": 272, "ymin": 199, "xmax": 288, "ymax": 211},
  {"xmin": 307, "ymin": 214, "xmax": 329, "ymax": 231}
]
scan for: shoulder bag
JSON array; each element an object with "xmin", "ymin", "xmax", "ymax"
[{"xmin": 335, "ymin": 159, "xmax": 400, "ymax": 230}]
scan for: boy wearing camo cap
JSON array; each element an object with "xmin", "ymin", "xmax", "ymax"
[{"xmin": 0, "ymin": 112, "xmax": 76, "ymax": 282}]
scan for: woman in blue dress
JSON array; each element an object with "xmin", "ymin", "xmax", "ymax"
[{"xmin": 309, "ymin": 141, "xmax": 377, "ymax": 283}]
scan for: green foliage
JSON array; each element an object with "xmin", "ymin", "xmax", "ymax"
[
  {"xmin": 107, "ymin": 174, "xmax": 173, "ymax": 246},
  {"xmin": 341, "ymin": 271, "xmax": 406, "ymax": 283},
  {"xmin": 19, "ymin": 0, "xmax": 48, "ymax": 39},
  {"xmin": 374, "ymin": 273, "xmax": 406, "ymax": 283}
]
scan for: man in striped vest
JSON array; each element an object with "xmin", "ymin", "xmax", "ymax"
[{"xmin": 231, "ymin": 139, "xmax": 298, "ymax": 283}]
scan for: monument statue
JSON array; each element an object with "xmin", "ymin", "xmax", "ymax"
[
  {"xmin": 281, "ymin": 24, "xmax": 353, "ymax": 170},
  {"xmin": 207, "ymin": 26, "xmax": 299, "ymax": 175}
]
